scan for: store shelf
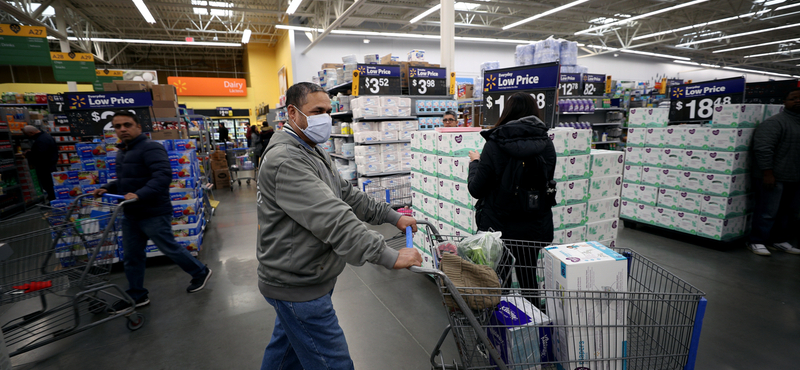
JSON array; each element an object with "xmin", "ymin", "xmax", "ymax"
[
  {"xmin": 0, "ymin": 103, "xmax": 47, "ymax": 106},
  {"xmin": 457, "ymin": 98, "xmax": 481, "ymax": 103},
  {"xmin": 0, "ymin": 202, "xmax": 24, "ymax": 215},
  {"xmin": 330, "ymin": 134, "xmax": 353, "ymax": 138},
  {"xmin": 355, "ymin": 140, "xmax": 411, "ymax": 145},
  {"xmin": 559, "ymin": 108, "xmax": 625, "ymax": 115},
  {"xmin": 49, "ymin": 131, "xmax": 72, "ymax": 135},
  {"xmin": 60, "ymin": 150, "xmax": 77, "ymax": 153},
  {"xmin": 56, "ymin": 163, "xmax": 73, "ymax": 167},
  {"xmin": 593, "ymin": 141, "xmax": 621, "ymax": 145},
  {"xmin": 331, "ymin": 111, "xmax": 352, "ymax": 118},
  {"xmin": 0, "ymin": 166, "xmax": 15, "ymax": 172},
  {"xmin": 591, "ymin": 122, "xmax": 623, "ymax": 126},
  {"xmin": 0, "ymin": 129, "xmax": 10, "ymax": 133},
  {"xmin": 359, "ymin": 171, "xmax": 411, "ymax": 177},
  {"xmin": 415, "ymin": 112, "xmax": 447, "ymax": 116},
  {"xmin": 0, "ymin": 148, "xmax": 12, "ymax": 153},
  {"xmin": 57, "ymin": 141, "xmax": 77, "ymax": 144},
  {"xmin": 326, "ymin": 82, "xmax": 352, "ymax": 94},
  {"xmin": 353, "ymin": 116, "xmax": 417, "ymax": 121},
  {"xmin": 558, "ymin": 96, "xmax": 607, "ymax": 99},
  {"xmin": 256, "ymin": 115, "xmax": 268, "ymax": 121},
  {"xmin": 329, "ymin": 153, "xmax": 355, "ymax": 160},
  {"xmin": 1, "ymin": 185, "xmax": 20, "ymax": 192}
]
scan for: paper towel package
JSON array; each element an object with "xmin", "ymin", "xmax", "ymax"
[
  {"xmin": 585, "ymin": 218, "xmax": 620, "ymax": 241},
  {"xmin": 569, "ymin": 130, "xmax": 592, "ymax": 155},
  {"xmin": 711, "ymin": 104, "xmax": 765, "ymax": 128},
  {"xmin": 554, "ymin": 156, "xmax": 569, "ymax": 181},
  {"xmin": 543, "ymin": 242, "xmax": 627, "ymax": 370},
  {"xmin": 587, "ymin": 197, "xmax": 621, "ymax": 223},
  {"xmin": 626, "ymin": 127, "xmax": 648, "ymax": 147},
  {"xmin": 623, "ymin": 165, "xmax": 642, "ymax": 184},
  {"xmin": 622, "ymin": 183, "xmax": 658, "ymax": 206},
  {"xmin": 590, "ymin": 149, "xmax": 625, "ymax": 177},
  {"xmin": 657, "ymin": 188, "xmax": 703, "ymax": 213},
  {"xmin": 703, "ymin": 174, "xmax": 749, "ymax": 197},
  {"xmin": 661, "ymin": 148, "xmax": 684, "ymax": 169},
  {"xmin": 624, "ymin": 147, "xmax": 645, "ymax": 166},
  {"xmin": 556, "ymin": 179, "xmax": 589, "ymax": 205},
  {"xmin": 562, "ymin": 226, "xmax": 586, "ymax": 243},
  {"xmin": 436, "ymin": 131, "xmax": 484, "ymax": 157},
  {"xmin": 567, "ymin": 155, "xmax": 591, "ymax": 179},
  {"xmin": 697, "ymin": 215, "xmax": 747, "ymax": 240},
  {"xmin": 628, "ymin": 107, "xmax": 669, "ymax": 127},
  {"xmin": 703, "ymin": 151, "xmax": 749, "ymax": 175},
  {"xmin": 700, "ymin": 194, "xmax": 749, "ymax": 218},
  {"xmin": 549, "ymin": 128, "xmax": 573, "ymax": 156},
  {"xmin": 588, "ymin": 175, "xmax": 622, "ymax": 200},
  {"xmin": 559, "ymin": 202, "xmax": 587, "ymax": 229},
  {"xmin": 701, "ymin": 128, "xmax": 754, "ymax": 152}
]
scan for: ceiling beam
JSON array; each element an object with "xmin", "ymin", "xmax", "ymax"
[{"xmin": 302, "ymin": 0, "xmax": 366, "ymax": 55}]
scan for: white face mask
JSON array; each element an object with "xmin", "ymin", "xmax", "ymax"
[{"xmin": 290, "ymin": 105, "xmax": 332, "ymax": 144}]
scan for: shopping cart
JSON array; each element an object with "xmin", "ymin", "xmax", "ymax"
[
  {"xmin": 386, "ymin": 222, "xmax": 707, "ymax": 370},
  {"xmin": 0, "ymin": 194, "xmax": 145, "ymax": 357},
  {"xmin": 361, "ymin": 176, "xmax": 411, "ymax": 209},
  {"xmin": 226, "ymin": 147, "xmax": 258, "ymax": 187}
]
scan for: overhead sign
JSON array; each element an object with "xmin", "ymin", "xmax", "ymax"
[
  {"xmin": 64, "ymin": 91, "xmax": 153, "ymax": 136},
  {"xmin": 93, "ymin": 69, "xmax": 124, "ymax": 91},
  {"xmin": 559, "ymin": 73, "xmax": 582, "ymax": 97},
  {"xmin": 669, "ymin": 77, "xmax": 745, "ymax": 122},
  {"xmin": 0, "ymin": 24, "xmax": 50, "ymax": 66},
  {"xmin": 167, "ymin": 76, "xmax": 247, "ymax": 96},
  {"xmin": 352, "ymin": 64, "xmax": 401, "ymax": 96},
  {"xmin": 745, "ymin": 80, "xmax": 800, "ymax": 104},
  {"xmin": 51, "ymin": 51, "xmax": 96, "ymax": 82},
  {"xmin": 217, "ymin": 107, "xmax": 233, "ymax": 116},
  {"xmin": 409, "ymin": 67, "xmax": 447, "ymax": 96},
  {"xmin": 582, "ymin": 73, "xmax": 606, "ymax": 96},
  {"xmin": 482, "ymin": 62, "xmax": 560, "ymax": 127},
  {"xmin": 66, "ymin": 91, "xmax": 153, "ymax": 110}
]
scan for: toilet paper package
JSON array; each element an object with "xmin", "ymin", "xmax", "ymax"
[
  {"xmin": 585, "ymin": 218, "xmax": 620, "ymax": 241},
  {"xmin": 623, "ymin": 165, "xmax": 642, "ymax": 184},
  {"xmin": 621, "ymin": 183, "xmax": 658, "ymax": 206},
  {"xmin": 587, "ymin": 197, "xmax": 621, "ymax": 223},
  {"xmin": 588, "ymin": 175, "xmax": 622, "ymax": 200},
  {"xmin": 533, "ymin": 38, "xmax": 561, "ymax": 64},
  {"xmin": 590, "ymin": 149, "xmax": 625, "ymax": 177},
  {"xmin": 711, "ymin": 104, "xmax": 765, "ymax": 128},
  {"xmin": 560, "ymin": 40, "xmax": 578, "ymax": 65}
]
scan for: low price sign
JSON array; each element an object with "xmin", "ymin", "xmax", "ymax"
[
  {"xmin": 409, "ymin": 67, "xmax": 447, "ymax": 96},
  {"xmin": 582, "ymin": 74, "xmax": 606, "ymax": 96},
  {"xmin": 0, "ymin": 24, "xmax": 50, "ymax": 66},
  {"xmin": 559, "ymin": 73, "xmax": 582, "ymax": 97},
  {"xmin": 352, "ymin": 64, "xmax": 401, "ymax": 96},
  {"xmin": 482, "ymin": 62, "xmax": 560, "ymax": 127},
  {"xmin": 64, "ymin": 92, "xmax": 153, "ymax": 136},
  {"xmin": 669, "ymin": 77, "xmax": 745, "ymax": 122}
]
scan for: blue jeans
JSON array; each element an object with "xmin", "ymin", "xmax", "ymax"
[
  {"xmin": 261, "ymin": 291, "xmax": 354, "ymax": 370},
  {"xmin": 750, "ymin": 181, "xmax": 800, "ymax": 243},
  {"xmin": 122, "ymin": 214, "xmax": 207, "ymax": 300}
]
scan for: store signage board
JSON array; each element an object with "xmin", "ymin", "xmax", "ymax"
[
  {"xmin": 669, "ymin": 77, "xmax": 745, "ymax": 122},
  {"xmin": 744, "ymin": 80, "xmax": 800, "ymax": 104},
  {"xmin": 167, "ymin": 76, "xmax": 247, "ymax": 96},
  {"xmin": 47, "ymin": 94, "xmax": 66, "ymax": 114},
  {"xmin": 351, "ymin": 64, "xmax": 401, "ymax": 96},
  {"xmin": 559, "ymin": 73, "xmax": 582, "ymax": 97},
  {"xmin": 217, "ymin": 107, "xmax": 234, "ymax": 116},
  {"xmin": 582, "ymin": 73, "xmax": 606, "ymax": 96},
  {"xmin": 51, "ymin": 52, "xmax": 96, "ymax": 82},
  {"xmin": 409, "ymin": 67, "xmax": 447, "ymax": 96},
  {"xmin": 482, "ymin": 62, "xmax": 560, "ymax": 127},
  {"xmin": 0, "ymin": 24, "xmax": 50, "ymax": 66},
  {"xmin": 92, "ymin": 69, "xmax": 124, "ymax": 91},
  {"xmin": 64, "ymin": 91, "xmax": 154, "ymax": 136}
]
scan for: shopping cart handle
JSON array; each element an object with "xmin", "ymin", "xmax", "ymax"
[
  {"xmin": 405, "ymin": 226, "xmax": 413, "ymax": 248},
  {"xmin": 101, "ymin": 194, "xmax": 126, "ymax": 200}
]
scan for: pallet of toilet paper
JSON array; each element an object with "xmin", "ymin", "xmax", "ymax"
[
  {"xmin": 351, "ymin": 96, "xmax": 412, "ymax": 118},
  {"xmin": 353, "ymin": 142, "xmax": 414, "ymax": 174},
  {"xmin": 352, "ymin": 120, "xmax": 418, "ymax": 144}
]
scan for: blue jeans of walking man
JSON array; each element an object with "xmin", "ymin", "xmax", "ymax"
[
  {"xmin": 750, "ymin": 181, "xmax": 800, "ymax": 244},
  {"xmin": 122, "ymin": 214, "xmax": 207, "ymax": 300},
  {"xmin": 261, "ymin": 290, "xmax": 354, "ymax": 370}
]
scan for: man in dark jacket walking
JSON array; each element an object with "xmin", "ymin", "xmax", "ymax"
[
  {"xmin": 94, "ymin": 111, "xmax": 212, "ymax": 312},
  {"xmin": 22, "ymin": 126, "xmax": 58, "ymax": 201},
  {"xmin": 217, "ymin": 122, "xmax": 229, "ymax": 146},
  {"xmin": 748, "ymin": 89, "xmax": 800, "ymax": 256}
]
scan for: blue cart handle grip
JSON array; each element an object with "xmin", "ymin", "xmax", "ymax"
[
  {"xmin": 405, "ymin": 226, "xmax": 413, "ymax": 249},
  {"xmin": 101, "ymin": 194, "xmax": 126, "ymax": 200}
]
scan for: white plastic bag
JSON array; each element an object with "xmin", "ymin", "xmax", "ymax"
[{"xmin": 457, "ymin": 231, "xmax": 503, "ymax": 269}]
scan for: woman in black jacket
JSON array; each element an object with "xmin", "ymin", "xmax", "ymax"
[{"xmin": 467, "ymin": 92, "xmax": 556, "ymax": 289}]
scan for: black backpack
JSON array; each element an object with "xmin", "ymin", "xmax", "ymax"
[{"xmin": 497, "ymin": 155, "xmax": 557, "ymax": 213}]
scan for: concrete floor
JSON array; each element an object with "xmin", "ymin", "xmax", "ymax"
[{"xmin": 4, "ymin": 186, "xmax": 800, "ymax": 369}]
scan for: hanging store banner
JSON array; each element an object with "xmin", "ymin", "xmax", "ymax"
[
  {"xmin": 559, "ymin": 73, "xmax": 582, "ymax": 97},
  {"xmin": 408, "ymin": 67, "xmax": 448, "ymax": 96},
  {"xmin": 352, "ymin": 64, "xmax": 401, "ymax": 96},
  {"xmin": 744, "ymin": 79, "xmax": 800, "ymax": 104},
  {"xmin": 0, "ymin": 24, "xmax": 50, "ymax": 66},
  {"xmin": 167, "ymin": 76, "xmax": 247, "ymax": 97},
  {"xmin": 669, "ymin": 77, "xmax": 745, "ymax": 122},
  {"xmin": 482, "ymin": 62, "xmax": 560, "ymax": 127},
  {"xmin": 64, "ymin": 91, "xmax": 153, "ymax": 136},
  {"xmin": 93, "ymin": 69, "xmax": 125, "ymax": 91},
  {"xmin": 51, "ymin": 52, "xmax": 96, "ymax": 83},
  {"xmin": 582, "ymin": 74, "xmax": 606, "ymax": 96}
]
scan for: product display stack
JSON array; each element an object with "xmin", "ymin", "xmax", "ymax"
[
  {"xmin": 549, "ymin": 128, "xmax": 624, "ymax": 247},
  {"xmin": 410, "ymin": 128, "xmax": 484, "ymax": 269},
  {"xmin": 619, "ymin": 104, "xmax": 778, "ymax": 240}
]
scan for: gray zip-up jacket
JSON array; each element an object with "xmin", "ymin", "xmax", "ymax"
[
  {"xmin": 257, "ymin": 131, "xmax": 402, "ymax": 302},
  {"xmin": 753, "ymin": 109, "xmax": 800, "ymax": 182}
]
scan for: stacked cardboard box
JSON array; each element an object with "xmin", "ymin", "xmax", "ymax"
[{"xmin": 210, "ymin": 150, "xmax": 230, "ymax": 189}]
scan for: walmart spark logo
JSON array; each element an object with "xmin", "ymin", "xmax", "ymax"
[
  {"xmin": 70, "ymin": 96, "xmax": 86, "ymax": 109},
  {"xmin": 671, "ymin": 87, "xmax": 684, "ymax": 99},
  {"xmin": 409, "ymin": 68, "xmax": 417, "ymax": 78},
  {"xmin": 357, "ymin": 65, "xmax": 367, "ymax": 75},
  {"xmin": 485, "ymin": 74, "xmax": 497, "ymax": 90},
  {"xmin": 173, "ymin": 80, "xmax": 187, "ymax": 93}
]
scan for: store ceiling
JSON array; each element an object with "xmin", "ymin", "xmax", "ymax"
[{"xmin": 1, "ymin": 0, "xmax": 799, "ymax": 75}]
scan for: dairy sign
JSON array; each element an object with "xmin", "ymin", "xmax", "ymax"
[
  {"xmin": 482, "ymin": 62, "xmax": 560, "ymax": 127},
  {"xmin": 352, "ymin": 64, "xmax": 401, "ymax": 96},
  {"xmin": 669, "ymin": 77, "xmax": 745, "ymax": 122},
  {"xmin": 167, "ymin": 76, "xmax": 248, "ymax": 97},
  {"xmin": 409, "ymin": 67, "xmax": 447, "ymax": 96},
  {"xmin": 64, "ymin": 91, "xmax": 153, "ymax": 136}
]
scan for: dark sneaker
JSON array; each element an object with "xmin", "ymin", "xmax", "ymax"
[
  {"xmin": 111, "ymin": 296, "xmax": 150, "ymax": 314},
  {"xmin": 187, "ymin": 267, "xmax": 212, "ymax": 293}
]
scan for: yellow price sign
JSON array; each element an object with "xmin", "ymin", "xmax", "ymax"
[
  {"xmin": 0, "ymin": 24, "xmax": 47, "ymax": 38},
  {"xmin": 449, "ymin": 72, "xmax": 456, "ymax": 96},
  {"xmin": 96, "ymin": 69, "xmax": 124, "ymax": 77},
  {"xmin": 352, "ymin": 71, "xmax": 360, "ymax": 97},
  {"xmin": 50, "ymin": 51, "xmax": 94, "ymax": 62},
  {"xmin": 605, "ymin": 76, "xmax": 612, "ymax": 94}
]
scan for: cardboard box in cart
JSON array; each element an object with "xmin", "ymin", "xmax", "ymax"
[{"xmin": 542, "ymin": 242, "xmax": 628, "ymax": 370}]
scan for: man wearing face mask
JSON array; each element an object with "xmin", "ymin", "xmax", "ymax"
[{"xmin": 256, "ymin": 82, "xmax": 422, "ymax": 369}]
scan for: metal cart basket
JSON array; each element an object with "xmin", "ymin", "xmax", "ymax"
[
  {"xmin": 226, "ymin": 147, "xmax": 258, "ymax": 188},
  {"xmin": 361, "ymin": 175, "xmax": 411, "ymax": 209},
  {"xmin": 0, "ymin": 194, "xmax": 145, "ymax": 357},
  {"xmin": 386, "ymin": 222, "xmax": 707, "ymax": 370}
]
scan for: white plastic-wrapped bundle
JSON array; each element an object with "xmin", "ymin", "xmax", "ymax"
[
  {"xmin": 515, "ymin": 45, "xmax": 525, "ymax": 66},
  {"xmin": 364, "ymin": 54, "xmax": 379, "ymax": 64},
  {"xmin": 343, "ymin": 63, "xmax": 357, "ymax": 82},
  {"xmin": 560, "ymin": 40, "xmax": 578, "ymax": 66},
  {"xmin": 342, "ymin": 54, "xmax": 358, "ymax": 64},
  {"xmin": 560, "ymin": 65, "xmax": 579, "ymax": 74},
  {"xmin": 312, "ymin": 76, "xmax": 320, "ymax": 84},
  {"xmin": 578, "ymin": 65, "xmax": 589, "ymax": 74},
  {"xmin": 473, "ymin": 76, "xmax": 483, "ymax": 99},
  {"xmin": 533, "ymin": 38, "xmax": 561, "ymax": 64}
]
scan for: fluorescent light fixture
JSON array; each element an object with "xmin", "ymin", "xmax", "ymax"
[
  {"xmin": 410, "ymin": 4, "xmax": 441, "ymax": 24},
  {"xmin": 776, "ymin": 3, "xmax": 800, "ymax": 10},
  {"xmin": 586, "ymin": 44, "xmax": 618, "ymax": 51},
  {"xmin": 620, "ymin": 49, "xmax": 691, "ymax": 61},
  {"xmin": 132, "ymin": 0, "xmax": 156, "ymax": 24},
  {"xmin": 722, "ymin": 66, "xmax": 793, "ymax": 77},
  {"xmin": 744, "ymin": 48, "xmax": 800, "ymax": 58},
  {"xmin": 713, "ymin": 38, "xmax": 800, "ymax": 53},
  {"xmin": 576, "ymin": 0, "xmax": 708, "ymax": 35},
  {"xmin": 47, "ymin": 35, "xmax": 240, "ymax": 46},
  {"xmin": 700, "ymin": 63, "xmax": 721, "ymax": 68},
  {"xmin": 764, "ymin": 0, "xmax": 786, "ymax": 5},
  {"xmin": 276, "ymin": 25, "xmax": 538, "ymax": 44},
  {"xmin": 632, "ymin": 11, "xmax": 768, "ymax": 40},
  {"xmin": 676, "ymin": 22, "xmax": 800, "ymax": 47},
  {"xmin": 275, "ymin": 25, "xmax": 324, "ymax": 32},
  {"xmin": 286, "ymin": 0, "xmax": 303, "ymax": 14},
  {"xmin": 502, "ymin": 0, "xmax": 590, "ymax": 30},
  {"xmin": 241, "ymin": 29, "xmax": 251, "ymax": 43},
  {"xmin": 674, "ymin": 60, "xmax": 700, "ymax": 66}
]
